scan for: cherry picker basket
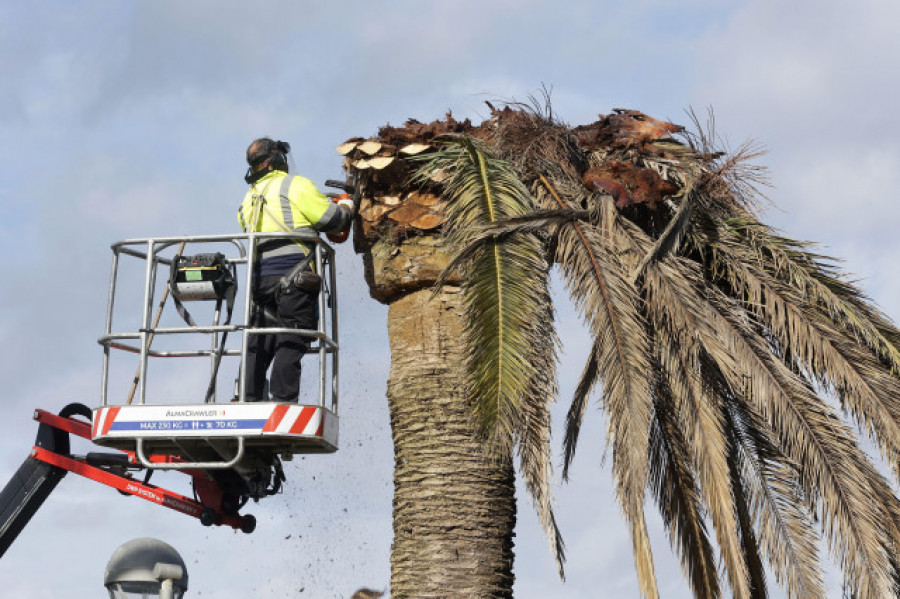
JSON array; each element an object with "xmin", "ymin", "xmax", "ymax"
[{"xmin": 95, "ymin": 232, "xmax": 340, "ymax": 471}]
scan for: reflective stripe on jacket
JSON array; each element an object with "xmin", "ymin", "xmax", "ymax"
[
  {"xmin": 237, "ymin": 170, "xmax": 351, "ymax": 276},
  {"xmin": 237, "ymin": 170, "xmax": 348, "ymax": 235}
]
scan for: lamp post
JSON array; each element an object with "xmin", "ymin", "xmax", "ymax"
[{"xmin": 104, "ymin": 538, "xmax": 189, "ymax": 599}]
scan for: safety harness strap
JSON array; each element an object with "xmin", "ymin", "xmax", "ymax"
[
  {"xmin": 168, "ymin": 254, "xmax": 237, "ymax": 402},
  {"xmin": 204, "ymin": 284, "xmax": 235, "ymax": 403}
]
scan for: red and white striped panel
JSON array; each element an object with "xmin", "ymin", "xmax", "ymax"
[
  {"xmin": 261, "ymin": 405, "xmax": 324, "ymax": 436},
  {"xmin": 92, "ymin": 406, "xmax": 121, "ymax": 439}
]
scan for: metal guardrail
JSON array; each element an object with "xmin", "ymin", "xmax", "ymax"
[{"xmin": 98, "ymin": 232, "xmax": 339, "ymax": 415}]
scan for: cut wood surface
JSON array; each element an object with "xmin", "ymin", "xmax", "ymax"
[{"xmin": 340, "ymin": 105, "xmax": 685, "ymax": 247}]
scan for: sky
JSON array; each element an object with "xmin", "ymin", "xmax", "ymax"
[{"xmin": 0, "ymin": 0, "xmax": 898, "ymax": 597}]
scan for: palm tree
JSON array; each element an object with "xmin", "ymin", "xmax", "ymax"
[
  {"xmin": 342, "ymin": 113, "xmax": 559, "ymax": 598},
  {"xmin": 340, "ymin": 100, "xmax": 900, "ymax": 599}
]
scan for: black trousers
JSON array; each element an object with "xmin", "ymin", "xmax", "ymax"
[{"xmin": 245, "ymin": 275, "xmax": 318, "ymax": 401}]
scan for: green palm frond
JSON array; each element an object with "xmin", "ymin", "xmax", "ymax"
[
  {"xmin": 414, "ymin": 136, "xmax": 566, "ymax": 574},
  {"xmin": 414, "ymin": 137, "xmax": 549, "ymax": 440}
]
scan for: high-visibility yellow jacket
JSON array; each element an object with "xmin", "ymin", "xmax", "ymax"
[{"xmin": 237, "ymin": 170, "xmax": 351, "ymax": 276}]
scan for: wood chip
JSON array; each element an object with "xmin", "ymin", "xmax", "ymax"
[
  {"xmin": 335, "ymin": 141, "xmax": 359, "ymax": 155},
  {"xmin": 358, "ymin": 141, "xmax": 383, "ymax": 155},
  {"xmin": 409, "ymin": 213, "xmax": 445, "ymax": 230},
  {"xmin": 379, "ymin": 196, "xmax": 401, "ymax": 206},
  {"xmin": 368, "ymin": 156, "xmax": 395, "ymax": 170},
  {"xmin": 360, "ymin": 202, "xmax": 394, "ymax": 222},
  {"xmin": 406, "ymin": 191, "xmax": 442, "ymax": 207},
  {"xmin": 400, "ymin": 143, "xmax": 431, "ymax": 155},
  {"xmin": 387, "ymin": 203, "xmax": 428, "ymax": 225}
]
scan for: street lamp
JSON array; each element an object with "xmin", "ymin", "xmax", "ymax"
[{"xmin": 104, "ymin": 538, "xmax": 189, "ymax": 599}]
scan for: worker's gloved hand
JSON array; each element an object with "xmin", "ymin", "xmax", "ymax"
[
  {"xmin": 328, "ymin": 193, "xmax": 353, "ymax": 244},
  {"xmin": 334, "ymin": 193, "xmax": 354, "ymax": 213}
]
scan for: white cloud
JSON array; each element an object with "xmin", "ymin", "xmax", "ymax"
[
  {"xmin": 692, "ymin": 0, "xmax": 900, "ymax": 141},
  {"xmin": 778, "ymin": 146, "xmax": 900, "ymax": 241}
]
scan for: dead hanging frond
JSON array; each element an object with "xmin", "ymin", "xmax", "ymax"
[
  {"xmin": 650, "ymin": 258, "xmax": 882, "ymax": 597},
  {"xmin": 516, "ymin": 314, "xmax": 568, "ymax": 579},
  {"xmin": 690, "ymin": 214, "xmax": 900, "ymax": 493},
  {"xmin": 648, "ymin": 373, "xmax": 721, "ymax": 599},
  {"xmin": 537, "ymin": 175, "xmax": 652, "ymax": 476},
  {"xmin": 723, "ymin": 395, "xmax": 825, "ymax": 599},
  {"xmin": 717, "ymin": 216, "xmax": 900, "ymax": 377},
  {"xmin": 539, "ymin": 175, "xmax": 660, "ymax": 597},
  {"xmin": 606, "ymin": 192, "xmax": 894, "ymax": 598},
  {"xmin": 643, "ymin": 261, "xmax": 752, "ymax": 599},
  {"xmin": 413, "ymin": 136, "xmax": 566, "ymax": 575},
  {"xmin": 664, "ymin": 255, "xmax": 896, "ymax": 599}
]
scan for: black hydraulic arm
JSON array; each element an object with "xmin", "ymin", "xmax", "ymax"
[
  {"xmin": 0, "ymin": 456, "xmax": 67, "ymax": 558},
  {"xmin": 0, "ymin": 404, "xmax": 90, "ymax": 558}
]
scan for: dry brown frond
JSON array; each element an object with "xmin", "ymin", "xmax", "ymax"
[
  {"xmin": 699, "ymin": 218, "xmax": 900, "ymax": 481},
  {"xmin": 644, "ymin": 268, "xmax": 751, "ymax": 598},
  {"xmin": 684, "ymin": 266, "xmax": 895, "ymax": 599},
  {"xmin": 649, "ymin": 372, "xmax": 721, "ymax": 598},
  {"xmin": 723, "ymin": 217, "xmax": 900, "ymax": 376},
  {"xmin": 486, "ymin": 97, "xmax": 587, "ymax": 181},
  {"xmin": 681, "ymin": 107, "xmax": 771, "ymax": 214},
  {"xmin": 540, "ymin": 175, "xmax": 659, "ymax": 596},
  {"xmin": 726, "ymin": 398, "xmax": 824, "ymax": 599}
]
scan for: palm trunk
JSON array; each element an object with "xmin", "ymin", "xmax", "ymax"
[
  {"xmin": 385, "ymin": 285, "xmax": 516, "ymax": 597},
  {"xmin": 351, "ymin": 151, "xmax": 520, "ymax": 596}
]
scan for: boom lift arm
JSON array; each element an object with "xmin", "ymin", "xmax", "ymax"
[{"xmin": 0, "ymin": 403, "xmax": 257, "ymax": 559}]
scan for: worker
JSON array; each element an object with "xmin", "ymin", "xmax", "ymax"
[{"xmin": 238, "ymin": 137, "xmax": 353, "ymax": 402}]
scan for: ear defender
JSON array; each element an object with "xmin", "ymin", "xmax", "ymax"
[{"xmin": 272, "ymin": 140, "xmax": 290, "ymax": 171}]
